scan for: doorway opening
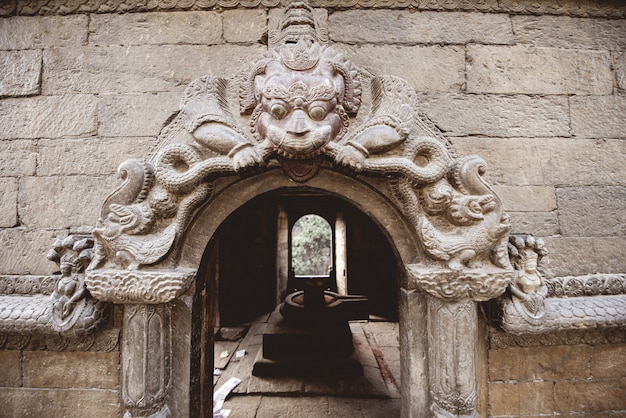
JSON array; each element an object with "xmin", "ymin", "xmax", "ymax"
[{"xmin": 191, "ymin": 188, "xmax": 401, "ymax": 415}]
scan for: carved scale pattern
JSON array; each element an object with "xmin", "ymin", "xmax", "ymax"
[{"xmin": 3, "ymin": 0, "xmax": 625, "ymax": 17}]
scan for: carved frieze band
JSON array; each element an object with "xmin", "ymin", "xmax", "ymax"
[
  {"xmin": 2, "ymin": 0, "xmax": 624, "ymax": 17},
  {"xmin": 490, "ymin": 327, "xmax": 626, "ymax": 349},
  {"xmin": 0, "ymin": 275, "xmax": 57, "ymax": 296},
  {"xmin": 0, "ymin": 328, "xmax": 120, "ymax": 352}
]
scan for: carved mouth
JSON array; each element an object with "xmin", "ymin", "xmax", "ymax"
[{"xmin": 267, "ymin": 125, "xmax": 332, "ymax": 158}]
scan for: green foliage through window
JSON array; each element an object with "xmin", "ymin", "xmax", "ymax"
[{"xmin": 291, "ymin": 214, "xmax": 332, "ymax": 276}]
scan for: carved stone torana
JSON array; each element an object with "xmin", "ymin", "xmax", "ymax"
[
  {"xmin": 3, "ymin": 0, "xmax": 625, "ymax": 17},
  {"xmin": 0, "ymin": 236, "xmax": 109, "ymax": 337},
  {"xmin": 78, "ymin": 4, "xmax": 513, "ymax": 417},
  {"xmin": 88, "ymin": 2, "xmax": 513, "ymax": 310},
  {"xmin": 487, "ymin": 236, "xmax": 626, "ymax": 335}
]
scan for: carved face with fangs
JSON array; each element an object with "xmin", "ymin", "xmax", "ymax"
[{"xmin": 253, "ymin": 57, "xmax": 348, "ymax": 159}]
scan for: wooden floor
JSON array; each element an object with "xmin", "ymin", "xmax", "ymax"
[{"xmin": 214, "ymin": 314, "xmax": 401, "ymax": 417}]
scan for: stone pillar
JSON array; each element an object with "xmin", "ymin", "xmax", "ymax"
[
  {"xmin": 122, "ymin": 304, "xmax": 172, "ymax": 418},
  {"xmin": 335, "ymin": 210, "xmax": 348, "ymax": 295},
  {"xmin": 405, "ymin": 265, "xmax": 512, "ymax": 417},
  {"xmin": 427, "ymin": 296, "xmax": 478, "ymax": 418},
  {"xmin": 399, "ymin": 288, "xmax": 430, "ymax": 418},
  {"xmin": 276, "ymin": 205, "xmax": 289, "ymax": 303}
]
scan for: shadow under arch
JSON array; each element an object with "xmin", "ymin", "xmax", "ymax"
[{"xmin": 186, "ymin": 168, "xmax": 424, "ymax": 416}]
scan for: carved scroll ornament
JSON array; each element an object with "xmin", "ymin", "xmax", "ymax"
[{"xmin": 87, "ymin": 1, "xmax": 513, "ymax": 305}]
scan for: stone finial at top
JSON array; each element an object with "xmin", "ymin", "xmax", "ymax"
[{"xmin": 268, "ymin": 1, "xmax": 329, "ymax": 48}]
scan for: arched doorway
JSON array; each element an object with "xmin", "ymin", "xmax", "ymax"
[{"xmin": 188, "ymin": 176, "xmax": 406, "ymax": 416}]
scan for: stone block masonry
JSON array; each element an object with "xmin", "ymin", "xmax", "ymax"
[
  {"xmin": 488, "ymin": 343, "xmax": 626, "ymax": 417},
  {"xmin": 0, "ymin": 2, "xmax": 625, "ymax": 417}
]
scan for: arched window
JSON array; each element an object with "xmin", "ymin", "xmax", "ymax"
[{"xmin": 291, "ymin": 214, "xmax": 333, "ymax": 277}]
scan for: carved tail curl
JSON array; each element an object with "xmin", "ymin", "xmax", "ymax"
[
  {"xmin": 325, "ymin": 137, "xmax": 450, "ymax": 186},
  {"xmin": 155, "ymin": 144, "xmax": 235, "ymax": 194},
  {"xmin": 100, "ymin": 160, "xmax": 154, "ymax": 221}
]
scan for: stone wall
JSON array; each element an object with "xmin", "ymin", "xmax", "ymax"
[{"xmin": 0, "ymin": 1, "xmax": 624, "ymax": 416}]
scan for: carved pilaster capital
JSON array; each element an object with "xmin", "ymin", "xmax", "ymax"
[
  {"xmin": 85, "ymin": 269, "xmax": 196, "ymax": 304},
  {"xmin": 407, "ymin": 264, "xmax": 513, "ymax": 302}
]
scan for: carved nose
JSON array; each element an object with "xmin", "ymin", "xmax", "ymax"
[{"xmin": 287, "ymin": 110, "xmax": 310, "ymax": 135}]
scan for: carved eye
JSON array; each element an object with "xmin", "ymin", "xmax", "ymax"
[
  {"xmin": 308, "ymin": 105, "xmax": 327, "ymax": 121},
  {"xmin": 270, "ymin": 103, "xmax": 288, "ymax": 120}
]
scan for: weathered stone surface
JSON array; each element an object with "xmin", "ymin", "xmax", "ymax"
[
  {"xmin": 490, "ymin": 345, "xmax": 591, "ymax": 382},
  {"xmin": 451, "ymin": 137, "xmax": 626, "ymax": 187},
  {"xmin": 18, "ymin": 176, "xmax": 117, "ymax": 229},
  {"xmin": 23, "ymin": 351, "xmax": 119, "ymax": 389},
  {"xmin": 0, "ymin": 178, "xmax": 18, "ymax": 228},
  {"xmin": 543, "ymin": 237, "xmax": 626, "ymax": 277},
  {"xmin": 0, "ymin": 95, "xmax": 97, "ymax": 139},
  {"xmin": 507, "ymin": 212, "xmax": 559, "ymax": 236},
  {"xmin": 0, "ymin": 387, "xmax": 120, "ymax": 417},
  {"xmin": 0, "ymin": 50, "xmax": 42, "ymax": 97},
  {"xmin": 0, "ymin": 140, "xmax": 37, "ymax": 177},
  {"xmin": 557, "ymin": 186, "xmax": 626, "ymax": 237},
  {"xmin": 421, "ymin": 95, "xmax": 570, "ymax": 137},
  {"xmin": 90, "ymin": 11, "xmax": 222, "ymax": 46},
  {"xmin": 492, "ymin": 185, "xmax": 556, "ymax": 212},
  {"xmin": 43, "ymin": 44, "xmax": 265, "ymax": 95},
  {"xmin": 0, "ymin": 350, "xmax": 22, "ymax": 387},
  {"xmin": 467, "ymin": 45, "xmax": 612, "ymax": 95},
  {"xmin": 37, "ymin": 137, "xmax": 154, "ymax": 176},
  {"xmin": 98, "ymin": 93, "xmax": 181, "ymax": 137},
  {"xmin": 0, "ymin": 15, "xmax": 87, "ymax": 49},
  {"xmin": 335, "ymin": 44, "xmax": 465, "ymax": 92},
  {"xmin": 570, "ymin": 95, "xmax": 626, "ymax": 139},
  {"xmin": 512, "ymin": 15, "xmax": 626, "ymax": 50},
  {"xmin": 591, "ymin": 343, "xmax": 626, "ymax": 379},
  {"xmin": 488, "ymin": 381, "xmax": 554, "ymax": 416},
  {"xmin": 223, "ymin": 9, "xmax": 267, "ymax": 43},
  {"xmin": 4, "ymin": 0, "xmax": 626, "ymax": 17},
  {"xmin": 0, "ymin": 228, "xmax": 68, "ymax": 275},
  {"xmin": 553, "ymin": 379, "xmax": 626, "ymax": 414},
  {"xmin": 329, "ymin": 10, "xmax": 514, "ymax": 45},
  {"xmin": 616, "ymin": 52, "xmax": 626, "ymax": 92}
]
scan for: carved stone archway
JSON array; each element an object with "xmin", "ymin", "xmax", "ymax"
[{"xmin": 82, "ymin": 3, "xmax": 513, "ymax": 417}]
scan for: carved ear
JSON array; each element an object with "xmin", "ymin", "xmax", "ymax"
[
  {"xmin": 240, "ymin": 59, "xmax": 270, "ymax": 115},
  {"xmin": 330, "ymin": 61, "xmax": 361, "ymax": 115}
]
